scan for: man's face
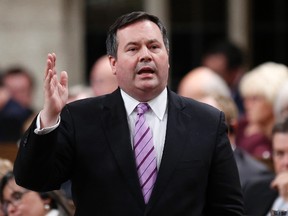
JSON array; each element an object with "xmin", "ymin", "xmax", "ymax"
[
  {"xmin": 4, "ymin": 74, "xmax": 32, "ymax": 108},
  {"xmin": 109, "ymin": 20, "xmax": 169, "ymax": 102},
  {"xmin": 273, "ymin": 132, "xmax": 288, "ymax": 174}
]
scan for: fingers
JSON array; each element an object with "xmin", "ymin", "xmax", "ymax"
[
  {"xmin": 271, "ymin": 177, "xmax": 277, "ymax": 189},
  {"xmin": 271, "ymin": 172, "xmax": 288, "ymax": 199},
  {"xmin": 44, "ymin": 53, "xmax": 69, "ymax": 91},
  {"xmin": 51, "ymin": 52, "xmax": 56, "ymax": 69},
  {"xmin": 60, "ymin": 71, "xmax": 68, "ymax": 90},
  {"xmin": 45, "ymin": 52, "xmax": 58, "ymax": 81},
  {"xmin": 45, "ymin": 53, "xmax": 56, "ymax": 76},
  {"xmin": 44, "ymin": 53, "xmax": 60, "ymax": 95}
]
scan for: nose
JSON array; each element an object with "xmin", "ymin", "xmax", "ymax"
[
  {"xmin": 282, "ymin": 154, "xmax": 288, "ymax": 170},
  {"xmin": 139, "ymin": 47, "xmax": 152, "ymax": 62},
  {"xmin": 7, "ymin": 203, "xmax": 17, "ymax": 214}
]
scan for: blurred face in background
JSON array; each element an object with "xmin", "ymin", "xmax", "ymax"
[
  {"xmin": 2, "ymin": 178, "xmax": 50, "ymax": 216},
  {"xmin": 243, "ymin": 95, "xmax": 274, "ymax": 124},
  {"xmin": 273, "ymin": 132, "xmax": 288, "ymax": 174},
  {"xmin": 4, "ymin": 74, "xmax": 33, "ymax": 108}
]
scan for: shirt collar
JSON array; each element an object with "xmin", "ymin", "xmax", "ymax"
[
  {"xmin": 121, "ymin": 88, "xmax": 168, "ymax": 120},
  {"xmin": 45, "ymin": 209, "xmax": 59, "ymax": 216}
]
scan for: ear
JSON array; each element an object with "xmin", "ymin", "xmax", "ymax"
[{"xmin": 108, "ymin": 55, "xmax": 117, "ymax": 75}]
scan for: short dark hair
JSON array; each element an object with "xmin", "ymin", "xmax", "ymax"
[
  {"xmin": 0, "ymin": 171, "xmax": 13, "ymax": 202},
  {"xmin": 106, "ymin": 11, "xmax": 169, "ymax": 58},
  {"xmin": 3, "ymin": 66, "xmax": 35, "ymax": 89},
  {"xmin": 272, "ymin": 117, "xmax": 288, "ymax": 137}
]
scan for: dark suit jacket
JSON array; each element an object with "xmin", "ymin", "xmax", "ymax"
[
  {"xmin": 243, "ymin": 174, "xmax": 277, "ymax": 216},
  {"xmin": 14, "ymin": 88, "xmax": 244, "ymax": 216},
  {"xmin": 234, "ymin": 147, "xmax": 273, "ymax": 191}
]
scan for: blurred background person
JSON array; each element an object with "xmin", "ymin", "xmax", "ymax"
[
  {"xmin": 0, "ymin": 158, "xmax": 13, "ymax": 216},
  {"xmin": 0, "ymin": 171, "xmax": 74, "ymax": 216},
  {"xmin": 0, "ymin": 74, "xmax": 31, "ymax": 142},
  {"xmin": 243, "ymin": 117, "xmax": 288, "ymax": 216},
  {"xmin": 274, "ymin": 80, "xmax": 288, "ymax": 123},
  {"xmin": 89, "ymin": 55, "xmax": 118, "ymax": 96},
  {"xmin": 237, "ymin": 62, "xmax": 288, "ymax": 160},
  {"xmin": 177, "ymin": 66, "xmax": 231, "ymax": 101},
  {"xmin": 201, "ymin": 40, "xmax": 246, "ymax": 116},
  {"xmin": 2, "ymin": 67, "xmax": 35, "ymax": 115}
]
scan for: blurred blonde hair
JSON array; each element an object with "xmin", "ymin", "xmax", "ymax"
[
  {"xmin": 274, "ymin": 80, "xmax": 288, "ymax": 122},
  {"xmin": 239, "ymin": 62, "xmax": 288, "ymax": 104},
  {"xmin": 0, "ymin": 157, "xmax": 13, "ymax": 180},
  {"xmin": 214, "ymin": 94, "xmax": 239, "ymax": 125}
]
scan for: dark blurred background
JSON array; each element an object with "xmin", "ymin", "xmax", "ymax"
[{"xmin": 85, "ymin": 0, "xmax": 287, "ymax": 91}]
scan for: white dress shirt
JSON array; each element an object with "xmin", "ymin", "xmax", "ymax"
[
  {"xmin": 120, "ymin": 88, "xmax": 168, "ymax": 168},
  {"xmin": 46, "ymin": 209, "xmax": 60, "ymax": 216},
  {"xmin": 268, "ymin": 196, "xmax": 288, "ymax": 216}
]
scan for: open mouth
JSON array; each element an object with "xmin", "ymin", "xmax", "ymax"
[{"xmin": 137, "ymin": 66, "xmax": 155, "ymax": 74}]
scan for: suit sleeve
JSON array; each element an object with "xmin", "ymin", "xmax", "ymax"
[{"xmin": 13, "ymin": 107, "xmax": 74, "ymax": 192}]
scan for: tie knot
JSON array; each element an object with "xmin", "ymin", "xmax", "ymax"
[{"xmin": 136, "ymin": 103, "xmax": 149, "ymax": 115}]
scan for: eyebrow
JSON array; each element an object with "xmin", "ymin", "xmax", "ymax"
[{"xmin": 124, "ymin": 39, "xmax": 161, "ymax": 47}]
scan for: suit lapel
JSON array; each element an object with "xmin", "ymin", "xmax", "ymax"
[{"xmin": 100, "ymin": 89, "xmax": 145, "ymax": 208}]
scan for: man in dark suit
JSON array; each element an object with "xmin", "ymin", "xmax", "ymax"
[
  {"xmin": 243, "ymin": 118, "xmax": 288, "ymax": 216},
  {"xmin": 13, "ymin": 11, "xmax": 244, "ymax": 215}
]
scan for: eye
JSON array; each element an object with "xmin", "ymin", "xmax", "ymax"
[
  {"xmin": 127, "ymin": 46, "xmax": 137, "ymax": 52},
  {"xmin": 149, "ymin": 44, "xmax": 161, "ymax": 53},
  {"xmin": 274, "ymin": 151, "xmax": 284, "ymax": 158},
  {"xmin": 11, "ymin": 191, "xmax": 23, "ymax": 201}
]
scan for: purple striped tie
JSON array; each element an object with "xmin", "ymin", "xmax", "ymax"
[{"xmin": 133, "ymin": 103, "xmax": 157, "ymax": 203}]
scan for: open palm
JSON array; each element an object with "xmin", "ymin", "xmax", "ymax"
[{"xmin": 41, "ymin": 53, "xmax": 68, "ymax": 127}]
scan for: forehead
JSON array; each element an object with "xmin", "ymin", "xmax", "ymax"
[
  {"xmin": 116, "ymin": 20, "xmax": 163, "ymax": 44},
  {"xmin": 273, "ymin": 133, "xmax": 288, "ymax": 150},
  {"xmin": 3, "ymin": 178, "xmax": 23, "ymax": 196}
]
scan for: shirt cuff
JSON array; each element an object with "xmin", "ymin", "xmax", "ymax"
[{"xmin": 34, "ymin": 111, "xmax": 60, "ymax": 135}]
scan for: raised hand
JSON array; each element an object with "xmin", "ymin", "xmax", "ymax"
[{"xmin": 40, "ymin": 53, "xmax": 68, "ymax": 128}]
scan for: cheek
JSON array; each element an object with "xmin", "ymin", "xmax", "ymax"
[
  {"xmin": 274, "ymin": 158, "xmax": 287, "ymax": 172},
  {"xmin": 259, "ymin": 104, "xmax": 273, "ymax": 118},
  {"xmin": 19, "ymin": 203, "xmax": 44, "ymax": 215},
  {"xmin": 249, "ymin": 103, "xmax": 272, "ymax": 117},
  {"xmin": 20, "ymin": 196, "xmax": 45, "ymax": 214},
  {"xmin": 2, "ymin": 188, "xmax": 11, "ymax": 201}
]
